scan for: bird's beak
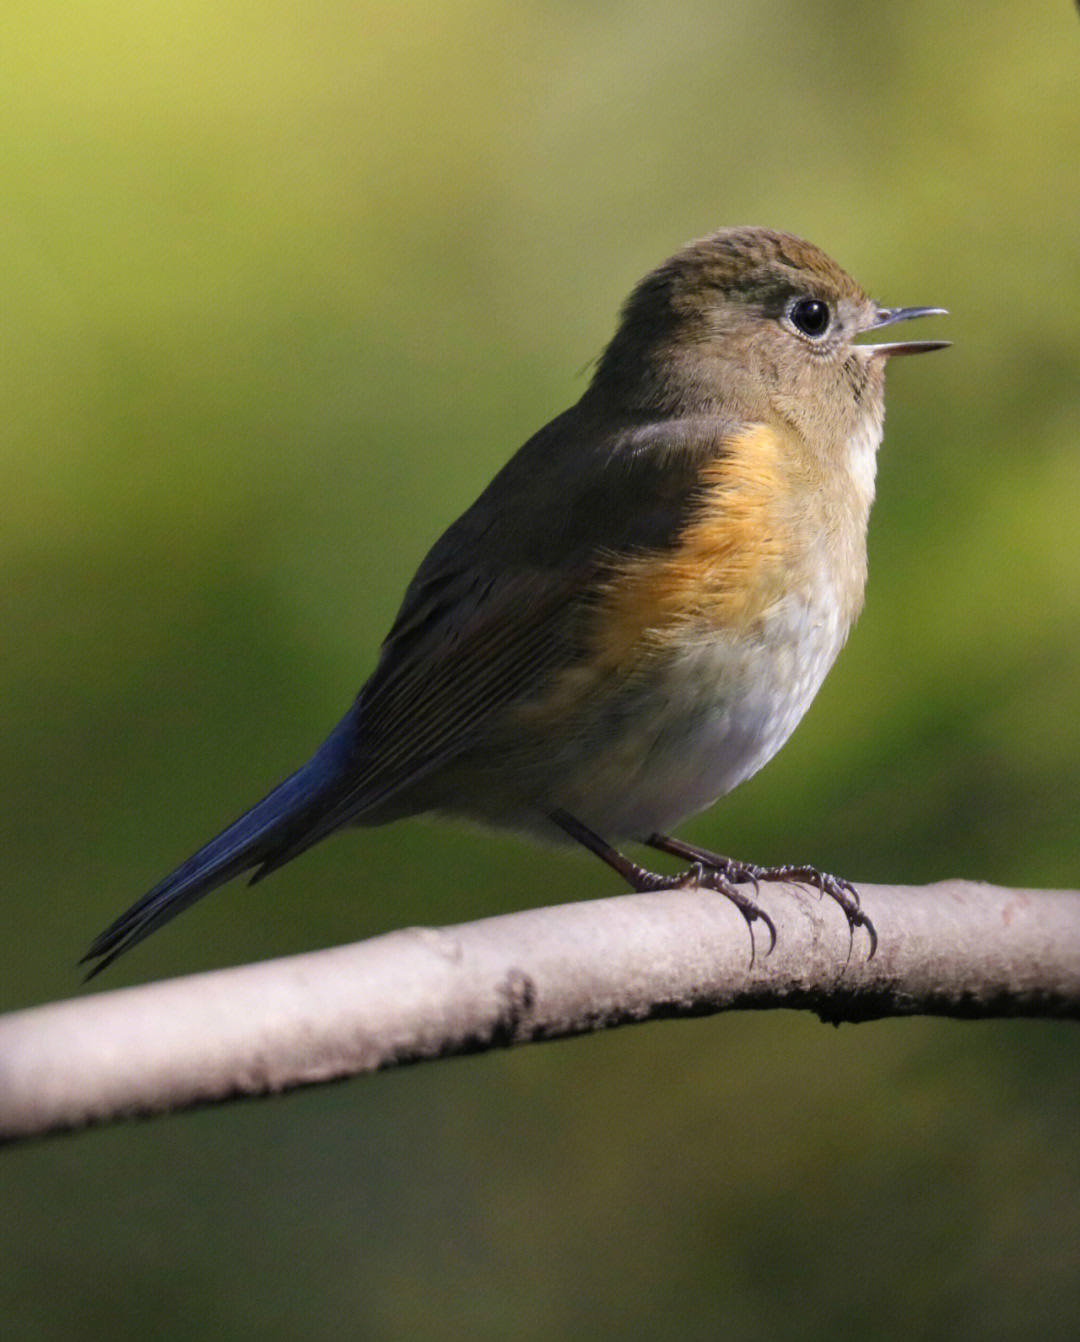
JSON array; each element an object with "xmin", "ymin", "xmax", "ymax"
[{"xmin": 861, "ymin": 306, "xmax": 950, "ymax": 357}]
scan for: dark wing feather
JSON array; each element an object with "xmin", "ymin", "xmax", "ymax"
[{"xmin": 267, "ymin": 409, "xmax": 735, "ymax": 848}]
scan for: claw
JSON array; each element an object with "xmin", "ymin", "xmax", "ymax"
[
  {"xmin": 694, "ymin": 866, "xmax": 777, "ymax": 967},
  {"xmin": 758, "ymin": 907, "xmax": 778, "ymax": 957}
]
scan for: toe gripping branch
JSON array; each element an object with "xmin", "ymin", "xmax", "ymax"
[{"xmin": 549, "ymin": 811, "xmax": 877, "ymax": 963}]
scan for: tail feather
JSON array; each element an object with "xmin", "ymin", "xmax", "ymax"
[{"xmin": 81, "ymin": 728, "xmax": 353, "ymax": 979}]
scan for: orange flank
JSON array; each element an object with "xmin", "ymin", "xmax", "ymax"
[
  {"xmin": 514, "ymin": 423, "xmax": 800, "ymax": 726},
  {"xmin": 596, "ymin": 423, "xmax": 800, "ymax": 660}
]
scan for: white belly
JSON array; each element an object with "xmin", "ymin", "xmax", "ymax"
[{"xmin": 555, "ymin": 587, "xmax": 852, "ymax": 840}]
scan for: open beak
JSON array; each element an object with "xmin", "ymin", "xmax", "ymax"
[{"xmin": 861, "ymin": 306, "xmax": 950, "ymax": 358}]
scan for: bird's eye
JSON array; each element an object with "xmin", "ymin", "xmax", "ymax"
[{"xmin": 788, "ymin": 297, "xmax": 831, "ymax": 338}]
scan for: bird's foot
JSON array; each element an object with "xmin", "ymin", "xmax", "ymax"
[{"xmin": 646, "ymin": 834, "xmax": 877, "ymax": 960}]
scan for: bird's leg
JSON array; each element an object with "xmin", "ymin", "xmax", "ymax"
[
  {"xmin": 549, "ymin": 809, "xmax": 703, "ymax": 891},
  {"xmin": 549, "ymin": 809, "xmax": 776, "ymax": 961},
  {"xmin": 646, "ymin": 833, "xmax": 877, "ymax": 959}
]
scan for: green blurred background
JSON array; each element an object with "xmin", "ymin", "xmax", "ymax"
[{"xmin": 3, "ymin": 1, "xmax": 1080, "ymax": 1337}]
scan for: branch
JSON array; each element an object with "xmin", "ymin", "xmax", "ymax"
[{"xmin": 2, "ymin": 879, "xmax": 1079, "ymax": 1143}]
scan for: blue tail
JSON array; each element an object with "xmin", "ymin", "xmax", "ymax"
[{"xmin": 81, "ymin": 723, "xmax": 355, "ymax": 979}]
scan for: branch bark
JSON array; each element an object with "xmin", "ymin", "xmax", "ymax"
[{"xmin": 2, "ymin": 879, "xmax": 1079, "ymax": 1143}]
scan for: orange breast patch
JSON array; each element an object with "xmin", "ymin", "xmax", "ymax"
[
  {"xmin": 509, "ymin": 422, "xmax": 805, "ymax": 732},
  {"xmin": 592, "ymin": 422, "xmax": 797, "ymax": 667}
]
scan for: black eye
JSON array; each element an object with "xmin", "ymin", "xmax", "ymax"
[{"xmin": 789, "ymin": 297, "xmax": 831, "ymax": 338}]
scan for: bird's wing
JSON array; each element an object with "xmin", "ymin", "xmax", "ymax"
[{"xmin": 258, "ymin": 412, "xmax": 736, "ymax": 860}]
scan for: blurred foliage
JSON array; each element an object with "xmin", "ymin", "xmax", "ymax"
[{"xmin": 3, "ymin": 1, "xmax": 1080, "ymax": 1338}]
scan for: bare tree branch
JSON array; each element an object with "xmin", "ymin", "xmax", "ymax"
[{"xmin": 2, "ymin": 879, "xmax": 1079, "ymax": 1143}]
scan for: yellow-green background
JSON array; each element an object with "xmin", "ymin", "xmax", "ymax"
[{"xmin": 4, "ymin": 3, "xmax": 1080, "ymax": 1338}]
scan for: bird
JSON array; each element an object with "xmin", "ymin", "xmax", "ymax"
[{"xmin": 82, "ymin": 227, "xmax": 948, "ymax": 977}]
